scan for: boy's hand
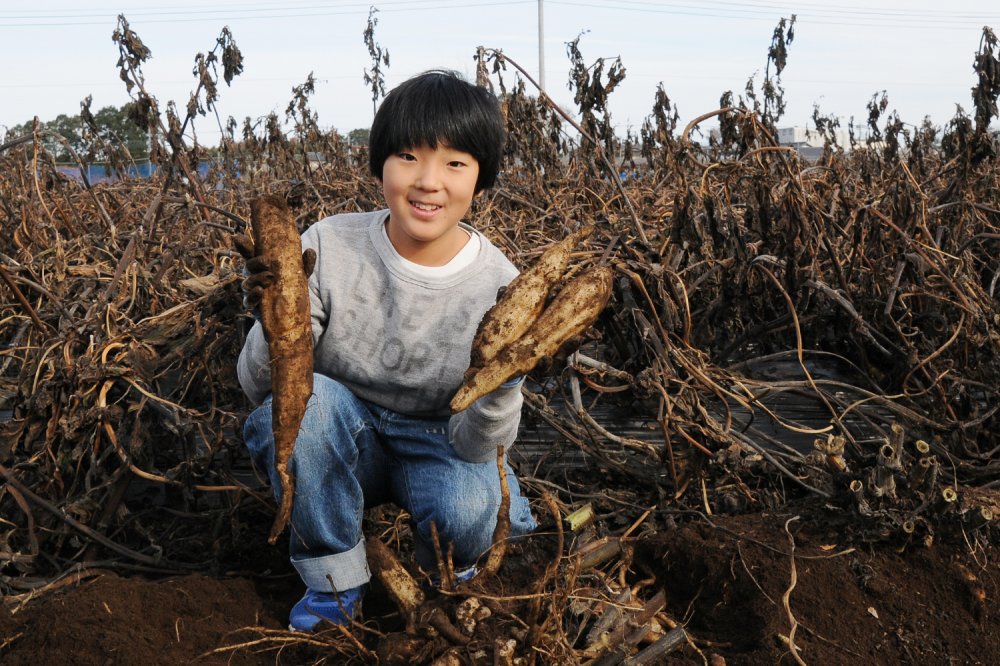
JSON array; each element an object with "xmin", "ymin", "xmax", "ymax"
[
  {"xmin": 232, "ymin": 233, "xmax": 256, "ymax": 261},
  {"xmin": 233, "ymin": 233, "xmax": 316, "ymax": 312},
  {"xmin": 302, "ymin": 248, "xmax": 317, "ymax": 277},
  {"xmin": 535, "ymin": 333, "xmax": 586, "ymax": 374},
  {"xmin": 233, "ymin": 233, "xmax": 274, "ymax": 312}
]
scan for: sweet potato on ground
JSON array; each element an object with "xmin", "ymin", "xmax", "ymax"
[
  {"xmin": 451, "ymin": 265, "xmax": 613, "ymax": 413},
  {"xmin": 249, "ymin": 195, "xmax": 314, "ymax": 544},
  {"xmin": 366, "ymin": 536, "xmax": 426, "ymax": 632}
]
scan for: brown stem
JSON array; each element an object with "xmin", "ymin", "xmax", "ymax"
[
  {"xmin": 627, "ymin": 627, "xmax": 689, "ymax": 665},
  {"xmin": 4, "ymin": 484, "xmax": 39, "ymax": 556},
  {"xmin": 486, "ymin": 49, "xmax": 648, "ymax": 246},
  {"xmin": 425, "ymin": 607, "xmax": 470, "ymax": 645},
  {"xmin": 0, "ymin": 264, "xmax": 52, "ymax": 334},
  {"xmin": 0, "ymin": 463, "xmax": 198, "ymax": 570},
  {"xmin": 477, "ymin": 445, "xmax": 511, "ymax": 579},
  {"xmin": 430, "ymin": 520, "xmax": 456, "ymax": 591}
]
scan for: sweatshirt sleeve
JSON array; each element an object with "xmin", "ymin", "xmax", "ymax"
[
  {"xmin": 237, "ymin": 321, "xmax": 271, "ymax": 406},
  {"xmin": 447, "ymin": 377, "xmax": 524, "ymax": 463}
]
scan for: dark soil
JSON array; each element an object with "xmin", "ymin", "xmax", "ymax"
[
  {"xmin": 0, "ymin": 574, "xmax": 293, "ymax": 665},
  {"xmin": 634, "ymin": 504, "xmax": 998, "ymax": 665},
  {"xmin": 2, "ymin": 498, "xmax": 996, "ymax": 665}
]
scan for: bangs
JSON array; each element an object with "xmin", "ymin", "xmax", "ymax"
[
  {"xmin": 369, "ymin": 71, "xmax": 505, "ymax": 192},
  {"xmin": 381, "ymin": 81, "xmax": 490, "ymax": 156}
]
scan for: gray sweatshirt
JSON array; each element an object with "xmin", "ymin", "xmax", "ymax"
[{"xmin": 237, "ymin": 209, "xmax": 523, "ymax": 463}]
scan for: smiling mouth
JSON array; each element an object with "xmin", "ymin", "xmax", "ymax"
[{"xmin": 411, "ymin": 201, "xmax": 441, "ymax": 212}]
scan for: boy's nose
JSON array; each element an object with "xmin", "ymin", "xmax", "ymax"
[{"xmin": 415, "ymin": 164, "xmax": 442, "ymax": 190}]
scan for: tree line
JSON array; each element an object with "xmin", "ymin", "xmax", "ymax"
[{"xmin": 4, "ymin": 101, "xmax": 371, "ymax": 166}]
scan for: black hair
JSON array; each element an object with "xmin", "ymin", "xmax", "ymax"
[{"xmin": 369, "ymin": 70, "xmax": 505, "ymax": 192}]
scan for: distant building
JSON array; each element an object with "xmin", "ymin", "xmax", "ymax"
[
  {"xmin": 777, "ymin": 125, "xmax": 858, "ymax": 161},
  {"xmin": 778, "ymin": 126, "xmax": 854, "ymax": 149}
]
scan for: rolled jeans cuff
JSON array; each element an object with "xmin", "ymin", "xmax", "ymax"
[{"xmin": 291, "ymin": 538, "xmax": 371, "ymax": 592}]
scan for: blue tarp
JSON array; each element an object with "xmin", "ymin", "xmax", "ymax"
[{"xmin": 54, "ymin": 160, "xmax": 219, "ymax": 183}]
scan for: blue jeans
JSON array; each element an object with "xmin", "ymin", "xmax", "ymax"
[{"xmin": 244, "ymin": 373, "xmax": 536, "ymax": 593}]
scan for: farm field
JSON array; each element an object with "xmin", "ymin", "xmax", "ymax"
[
  {"xmin": 2, "ymin": 18, "xmax": 999, "ymax": 665},
  {"xmin": 0, "ymin": 505, "xmax": 996, "ymax": 664}
]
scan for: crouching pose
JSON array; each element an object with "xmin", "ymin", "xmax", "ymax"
[{"xmin": 238, "ymin": 70, "xmax": 536, "ymax": 631}]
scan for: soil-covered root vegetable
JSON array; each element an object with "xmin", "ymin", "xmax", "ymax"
[
  {"xmin": 469, "ymin": 226, "xmax": 593, "ymax": 369},
  {"xmin": 249, "ymin": 195, "xmax": 314, "ymax": 545},
  {"xmin": 366, "ymin": 535, "xmax": 426, "ymax": 632},
  {"xmin": 451, "ymin": 265, "xmax": 613, "ymax": 413}
]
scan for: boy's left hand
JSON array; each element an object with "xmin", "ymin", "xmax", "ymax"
[{"xmin": 536, "ymin": 333, "xmax": 586, "ymax": 373}]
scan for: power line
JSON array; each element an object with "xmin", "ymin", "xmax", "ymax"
[
  {"xmin": 1, "ymin": 0, "xmax": 993, "ymax": 30},
  {"xmin": 547, "ymin": 0, "xmax": 998, "ymax": 29},
  {"xmin": 0, "ymin": 0, "xmax": 518, "ymax": 16},
  {"xmin": 597, "ymin": 0, "xmax": 998, "ymax": 21},
  {"xmin": 3, "ymin": 0, "xmax": 992, "ymax": 20},
  {"xmin": 0, "ymin": 75, "xmax": 358, "ymax": 89},
  {"xmin": 0, "ymin": 0, "xmax": 534, "ymax": 26},
  {"xmin": 0, "ymin": 0, "xmax": 422, "ymax": 14}
]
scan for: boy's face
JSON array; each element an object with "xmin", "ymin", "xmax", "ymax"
[{"xmin": 382, "ymin": 142, "xmax": 480, "ymax": 266}]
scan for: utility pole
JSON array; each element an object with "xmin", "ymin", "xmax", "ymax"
[{"xmin": 538, "ymin": 0, "xmax": 545, "ymax": 90}]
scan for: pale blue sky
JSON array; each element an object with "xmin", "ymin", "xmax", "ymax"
[{"xmin": 2, "ymin": 1, "xmax": 998, "ymax": 142}]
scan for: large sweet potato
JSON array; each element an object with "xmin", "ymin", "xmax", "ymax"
[
  {"xmin": 249, "ymin": 195, "xmax": 314, "ymax": 544},
  {"xmin": 451, "ymin": 265, "xmax": 613, "ymax": 413},
  {"xmin": 469, "ymin": 227, "xmax": 592, "ymax": 369}
]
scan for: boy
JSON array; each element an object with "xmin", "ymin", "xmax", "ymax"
[{"xmin": 237, "ymin": 70, "xmax": 536, "ymax": 632}]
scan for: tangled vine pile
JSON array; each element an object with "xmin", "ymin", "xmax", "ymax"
[{"xmin": 1, "ymin": 16, "xmax": 999, "ymax": 664}]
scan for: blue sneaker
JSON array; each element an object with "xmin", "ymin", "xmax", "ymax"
[
  {"xmin": 288, "ymin": 585, "xmax": 366, "ymax": 632},
  {"xmin": 455, "ymin": 565, "xmax": 477, "ymax": 584},
  {"xmin": 426, "ymin": 565, "xmax": 478, "ymax": 590}
]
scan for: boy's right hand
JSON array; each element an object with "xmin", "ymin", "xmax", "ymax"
[
  {"xmin": 233, "ymin": 233, "xmax": 274, "ymax": 312},
  {"xmin": 233, "ymin": 233, "xmax": 317, "ymax": 312}
]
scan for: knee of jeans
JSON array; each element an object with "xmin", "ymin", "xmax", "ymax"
[
  {"xmin": 306, "ymin": 371, "xmax": 363, "ymax": 421},
  {"xmin": 414, "ymin": 493, "xmax": 498, "ymax": 563},
  {"xmin": 245, "ymin": 375, "xmax": 365, "ymax": 466},
  {"xmin": 243, "ymin": 403, "xmax": 273, "ymax": 468},
  {"xmin": 295, "ymin": 377, "xmax": 373, "ymax": 474}
]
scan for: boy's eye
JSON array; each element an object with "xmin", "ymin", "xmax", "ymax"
[
  {"xmin": 397, "ymin": 152, "xmax": 416, "ymax": 161},
  {"xmin": 448, "ymin": 160, "xmax": 466, "ymax": 168}
]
